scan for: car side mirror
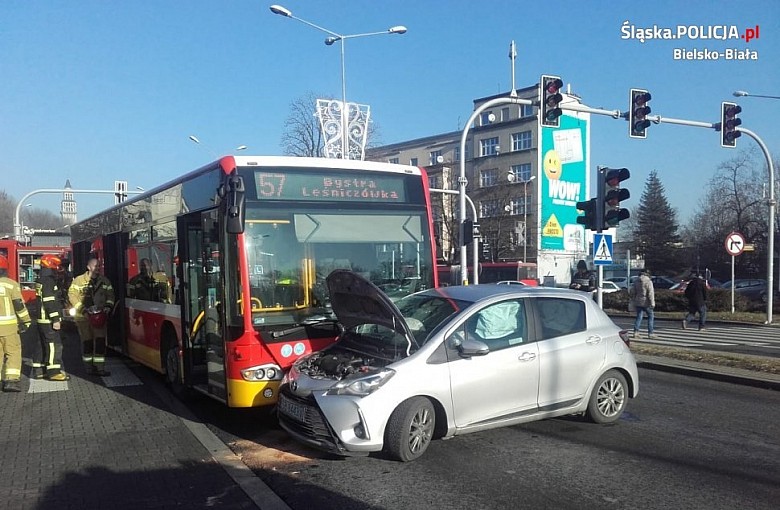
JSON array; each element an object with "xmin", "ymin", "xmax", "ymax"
[{"xmin": 446, "ymin": 331, "xmax": 490, "ymax": 358}]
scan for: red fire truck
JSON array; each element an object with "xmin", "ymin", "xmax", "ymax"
[{"xmin": 0, "ymin": 239, "xmax": 71, "ymax": 304}]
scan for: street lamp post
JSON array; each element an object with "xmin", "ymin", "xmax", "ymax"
[
  {"xmin": 188, "ymin": 135, "xmax": 247, "ymax": 157},
  {"xmin": 270, "ymin": 4, "xmax": 406, "ymax": 160},
  {"xmin": 522, "ymin": 175, "xmax": 536, "ymax": 263},
  {"xmin": 507, "ymin": 173, "xmax": 536, "ymax": 263},
  {"xmin": 733, "ymin": 90, "xmax": 780, "ymax": 100}
]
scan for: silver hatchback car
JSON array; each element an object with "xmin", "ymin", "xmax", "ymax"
[{"xmin": 278, "ymin": 270, "xmax": 639, "ymax": 462}]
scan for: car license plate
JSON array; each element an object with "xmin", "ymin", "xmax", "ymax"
[{"xmin": 279, "ymin": 395, "xmax": 307, "ymax": 422}]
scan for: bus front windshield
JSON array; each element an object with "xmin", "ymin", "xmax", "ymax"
[{"xmin": 241, "ymin": 205, "xmax": 434, "ymax": 328}]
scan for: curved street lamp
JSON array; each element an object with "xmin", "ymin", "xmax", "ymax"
[
  {"xmin": 188, "ymin": 135, "xmax": 248, "ymax": 157},
  {"xmin": 270, "ymin": 4, "xmax": 406, "ymax": 159},
  {"xmin": 733, "ymin": 90, "xmax": 780, "ymax": 100}
]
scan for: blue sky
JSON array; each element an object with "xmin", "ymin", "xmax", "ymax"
[{"xmin": 1, "ymin": 0, "xmax": 778, "ymax": 223}]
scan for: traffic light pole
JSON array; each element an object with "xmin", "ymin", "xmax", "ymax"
[
  {"xmin": 430, "ymin": 188, "xmax": 480, "ymax": 285},
  {"xmin": 736, "ymin": 127, "xmax": 775, "ymax": 324},
  {"xmin": 459, "ymin": 96, "xmax": 534, "ymax": 285},
  {"xmin": 560, "ymin": 102, "xmax": 775, "ymax": 324},
  {"xmin": 13, "ymin": 188, "xmax": 142, "ymax": 241}
]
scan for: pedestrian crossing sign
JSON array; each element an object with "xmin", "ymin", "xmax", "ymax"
[{"xmin": 593, "ymin": 233, "xmax": 613, "ymax": 265}]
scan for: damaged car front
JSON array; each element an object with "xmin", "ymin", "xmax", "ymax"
[{"xmin": 277, "ymin": 269, "xmax": 465, "ymax": 458}]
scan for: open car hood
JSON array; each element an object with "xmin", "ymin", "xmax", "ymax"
[{"xmin": 326, "ymin": 269, "xmax": 417, "ymax": 352}]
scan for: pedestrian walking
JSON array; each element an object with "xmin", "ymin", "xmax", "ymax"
[
  {"xmin": 629, "ymin": 269, "xmax": 655, "ymax": 339},
  {"xmin": 32, "ymin": 254, "xmax": 70, "ymax": 381},
  {"xmin": 0, "ymin": 254, "xmax": 32, "ymax": 392},
  {"xmin": 68, "ymin": 258, "xmax": 115, "ymax": 376},
  {"xmin": 682, "ymin": 274, "xmax": 708, "ymax": 331}
]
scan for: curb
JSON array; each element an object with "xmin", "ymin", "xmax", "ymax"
[{"xmin": 637, "ymin": 358, "xmax": 780, "ymax": 391}]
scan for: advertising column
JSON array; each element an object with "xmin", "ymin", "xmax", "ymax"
[{"xmin": 537, "ymin": 110, "xmax": 590, "ymax": 285}]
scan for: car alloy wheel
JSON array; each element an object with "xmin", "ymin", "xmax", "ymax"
[
  {"xmin": 587, "ymin": 369, "xmax": 628, "ymax": 424},
  {"xmin": 385, "ymin": 397, "xmax": 436, "ymax": 462}
]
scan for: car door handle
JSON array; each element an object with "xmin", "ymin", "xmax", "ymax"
[
  {"xmin": 517, "ymin": 351, "xmax": 537, "ymax": 362},
  {"xmin": 586, "ymin": 335, "xmax": 602, "ymax": 345}
]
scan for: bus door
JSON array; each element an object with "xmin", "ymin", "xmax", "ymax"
[{"xmin": 178, "ymin": 209, "xmax": 227, "ymax": 401}]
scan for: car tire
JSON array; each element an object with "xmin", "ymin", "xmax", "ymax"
[
  {"xmin": 586, "ymin": 369, "xmax": 628, "ymax": 424},
  {"xmin": 385, "ymin": 397, "xmax": 435, "ymax": 462}
]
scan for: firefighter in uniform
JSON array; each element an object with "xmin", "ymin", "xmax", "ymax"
[
  {"xmin": 68, "ymin": 258, "xmax": 115, "ymax": 376},
  {"xmin": 32, "ymin": 254, "xmax": 70, "ymax": 381},
  {"xmin": 0, "ymin": 254, "xmax": 32, "ymax": 392}
]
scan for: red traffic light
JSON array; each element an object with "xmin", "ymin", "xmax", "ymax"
[
  {"xmin": 540, "ymin": 75, "xmax": 564, "ymax": 128},
  {"xmin": 545, "ymin": 78, "xmax": 563, "ymax": 95}
]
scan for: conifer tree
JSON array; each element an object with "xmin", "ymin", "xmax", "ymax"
[{"xmin": 633, "ymin": 170, "xmax": 681, "ymax": 275}]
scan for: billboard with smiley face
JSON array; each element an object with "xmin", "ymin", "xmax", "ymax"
[{"xmin": 538, "ymin": 111, "xmax": 590, "ymax": 252}]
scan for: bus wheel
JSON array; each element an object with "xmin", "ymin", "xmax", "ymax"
[{"xmin": 163, "ymin": 337, "xmax": 188, "ymax": 398}]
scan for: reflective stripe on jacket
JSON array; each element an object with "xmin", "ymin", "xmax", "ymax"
[
  {"xmin": 35, "ymin": 268, "xmax": 62, "ymax": 324},
  {"xmin": 68, "ymin": 271, "xmax": 115, "ymax": 319},
  {"xmin": 0, "ymin": 277, "xmax": 31, "ymax": 335}
]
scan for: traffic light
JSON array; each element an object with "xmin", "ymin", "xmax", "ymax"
[
  {"xmin": 461, "ymin": 219, "xmax": 474, "ymax": 246},
  {"xmin": 629, "ymin": 89, "xmax": 652, "ymax": 138},
  {"xmin": 540, "ymin": 75, "xmax": 564, "ymax": 128},
  {"xmin": 576, "ymin": 198, "xmax": 602, "ymax": 232},
  {"xmin": 602, "ymin": 167, "xmax": 630, "ymax": 227},
  {"xmin": 721, "ymin": 102, "xmax": 742, "ymax": 148}
]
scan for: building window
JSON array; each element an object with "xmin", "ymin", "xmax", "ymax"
[
  {"xmin": 410, "ymin": 157, "xmax": 418, "ymax": 166},
  {"xmin": 480, "ymin": 137, "xmax": 499, "ymax": 157},
  {"xmin": 479, "ymin": 200, "xmax": 499, "ymax": 218},
  {"xmin": 389, "ymin": 157, "xmax": 399, "ymax": 164},
  {"xmin": 511, "ymin": 131, "xmax": 532, "ymax": 152},
  {"xmin": 507, "ymin": 197, "xmax": 529, "ymax": 215},
  {"xmin": 519, "ymin": 104, "xmax": 534, "ymax": 118},
  {"xmin": 428, "ymin": 175, "xmax": 442, "ymax": 189},
  {"xmin": 501, "ymin": 107, "xmax": 510, "ymax": 122},
  {"xmin": 454, "ymin": 146, "xmax": 461, "ymax": 162},
  {"xmin": 429, "ymin": 150, "xmax": 443, "ymax": 166},
  {"xmin": 510, "ymin": 163, "xmax": 532, "ymax": 182},
  {"xmin": 480, "ymin": 111, "xmax": 494, "ymax": 126},
  {"xmin": 479, "ymin": 168, "xmax": 498, "ymax": 188}
]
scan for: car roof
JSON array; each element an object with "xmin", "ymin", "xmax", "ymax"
[{"xmin": 420, "ymin": 284, "xmax": 582, "ymax": 303}]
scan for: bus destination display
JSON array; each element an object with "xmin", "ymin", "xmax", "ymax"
[{"xmin": 253, "ymin": 170, "xmax": 406, "ymax": 202}]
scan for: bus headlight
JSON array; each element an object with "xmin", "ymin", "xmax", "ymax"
[{"xmin": 240, "ymin": 364, "xmax": 283, "ymax": 382}]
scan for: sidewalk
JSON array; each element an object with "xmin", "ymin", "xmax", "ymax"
[{"xmin": 0, "ymin": 329, "xmax": 288, "ymax": 510}]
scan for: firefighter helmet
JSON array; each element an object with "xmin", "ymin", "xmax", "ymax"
[
  {"xmin": 0, "ymin": 254, "xmax": 7, "ymax": 270},
  {"xmin": 40, "ymin": 254, "xmax": 63, "ymax": 270}
]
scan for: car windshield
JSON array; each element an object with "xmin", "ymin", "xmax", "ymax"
[{"xmin": 396, "ymin": 294, "xmax": 469, "ymax": 346}]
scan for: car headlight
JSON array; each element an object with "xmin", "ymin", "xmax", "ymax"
[
  {"xmin": 325, "ymin": 368, "xmax": 395, "ymax": 397},
  {"xmin": 240, "ymin": 364, "xmax": 283, "ymax": 382}
]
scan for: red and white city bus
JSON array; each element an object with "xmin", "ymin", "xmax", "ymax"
[{"xmin": 68, "ymin": 156, "xmax": 438, "ymax": 408}]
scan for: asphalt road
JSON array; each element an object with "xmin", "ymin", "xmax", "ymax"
[{"xmin": 194, "ymin": 368, "xmax": 780, "ymax": 510}]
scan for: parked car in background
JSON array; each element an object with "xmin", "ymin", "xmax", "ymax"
[
  {"xmin": 720, "ymin": 279, "xmax": 767, "ymax": 302},
  {"xmin": 649, "ymin": 275, "xmax": 677, "ymax": 289},
  {"xmin": 599, "ymin": 281, "xmax": 622, "ymax": 294},
  {"xmin": 606, "ymin": 276, "xmax": 633, "ymax": 289},
  {"xmin": 277, "ymin": 270, "xmax": 639, "ymax": 462}
]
